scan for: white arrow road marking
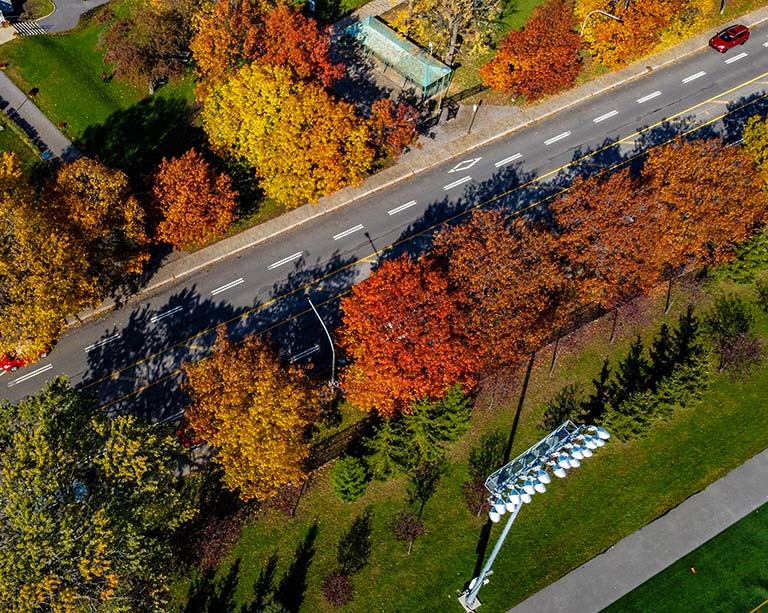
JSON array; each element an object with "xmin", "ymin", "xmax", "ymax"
[
  {"xmin": 8, "ymin": 364, "xmax": 53, "ymax": 387},
  {"xmin": 211, "ymin": 278, "xmax": 244, "ymax": 295},
  {"xmin": 448, "ymin": 157, "xmax": 482, "ymax": 173},
  {"xmin": 267, "ymin": 251, "xmax": 304, "ymax": 270},
  {"xmin": 388, "ymin": 200, "xmax": 417, "ymax": 215},
  {"xmin": 333, "ymin": 224, "xmax": 364, "ymax": 241}
]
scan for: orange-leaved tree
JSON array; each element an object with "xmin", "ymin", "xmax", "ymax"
[
  {"xmin": 339, "ymin": 255, "xmax": 481, "ymax": 417},
  {"xmin": 183, "ymin": 328, "xmax": 321, "ymax": 502},
  {"xmin": 190, "ymin": 0, "xmax": 266, "ymax": 100},
  {"xmin": 549, "ymin": 167, "xmax": 661, "ymax": 312},
  {"xmin": 203, "ymin": 63, "xmax": 374, "ymax": 207},
  {"xmin": 368, "ymin": 98, "xmax": 420, "ymax": 159},
  {"xmin": 433, "ymin": 209, "xmax": 566, "ymax": 367},
  {"xmin": 577, "ymin": 0, "xmax": 685, "ymax": 68},
  {"xmin": 643, "ymin": 136, "xmax": 767, "ymax": 271},
  {"xmin": 480, "ymin": 0, "xmax": 581, "ymax": 100},
  {"xmin": 152, "ymin": 148, "xmax": 239, "ymax": 250},
  {"xmin": 261, "ymin": 5, "xmax": 344, "ymax": 89}
]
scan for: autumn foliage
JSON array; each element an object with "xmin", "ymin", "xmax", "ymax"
[
  {"xmin": 368, "ymin": 98, "xmax": 420, "ymax": 159},
  {"xmin": 480, "ymin": 0, "xmax": 581, "ymax": 99},
  {"xmin": 203, "ymin": 63, "xmax": 375, "ymax": 207},
  {"xmin": 339, "ymin": 256, "xmax": 480, "ymax": 416},
  {"xmin": 184, "ymin": 329, "xmax": 320, "ymax": 502},
  {"xmin": 152, "ymin": 148, "xmax": 239, "ymax": 250}
]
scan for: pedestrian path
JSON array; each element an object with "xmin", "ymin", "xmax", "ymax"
[{"xmin": 507, "ymin": 447, "xmax": 768, "ymax": 613}]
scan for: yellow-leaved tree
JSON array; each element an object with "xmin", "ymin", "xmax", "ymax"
[
  {"xmin": 202, "ymin": 63, "xmax": 375, "ymax": 208},
  {"xmin": 183, "ymin": 328, "xmax": 321, "ymax": 502}
]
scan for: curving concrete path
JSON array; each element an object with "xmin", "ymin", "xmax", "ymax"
[{"xmin": 35, "ymin": 0, "xmax": 110, "ymax": 32}]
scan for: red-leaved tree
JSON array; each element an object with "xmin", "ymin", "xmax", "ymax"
[{"xmin": 339, "ymin": 256, "xmax": 480, "ymax": 416}]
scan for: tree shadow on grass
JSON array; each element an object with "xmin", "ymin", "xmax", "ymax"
[
  {"xmin": 184, "ymin": 558, "xmax": 242, "ymax": 613},
  {"xmin": 76, "ymin": 95, "xmax": 204, "ymax": 181}
]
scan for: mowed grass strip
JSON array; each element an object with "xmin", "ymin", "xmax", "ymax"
[
  {"xmin": 604, "ymin": 503, "xmax": 768, "ymax": 613},
  {"xmin": 169, "ymin": 282, "xmax": 768, "ymax": 613}
]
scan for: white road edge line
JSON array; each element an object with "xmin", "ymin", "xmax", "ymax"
[
  {"xmin": 494, "ymin": 153, "xmax": 522, "ymax": 168},
  {"xmin": 637, "ymin": 91, "xmax": 662, "ymax": 103},
  {"xmin": 544, "ymin": 131, "xmax": 571, "ymax": 145},
  {"xmin": 388, "ymin": 200, "xmax": 417, "ymax": 215},
  {"xmin": 211, "ymin": 278, "xmax": 245, "ymax": 295},
  {"xmin": 290, "ymin": 344, "xmax": 321, "ymax": 363},
  {"xmin": 84, "ymin": 332, "xmax": 122, "ymax": 352},
  {"xmin": 442, "ymin": 175, "xmax": 472, "ymax": 190},
  {"xmin": 593, "ymin": 110, "xmax": 618, "ymax": 123},
  {"xmin": 8, "ymin": 363, "xmax": 53, "ymax": 387},
  {"xmin": 682, "ymin": 71, "xmax": 706, "ymax": 83},
  {"xmin": 150, "ymin": 306, "xmax": 184, "ymax": 323},
  {"xmin": 333, "ymin": 224, "xmax": 365, "ymax": 240},
  {"xmin": 267, "ymin": 251, "xmax": 304, "ymax": 270},
  {"xmin": 724, "ymin": 52, "xmax": 748, "ymax": 64}
]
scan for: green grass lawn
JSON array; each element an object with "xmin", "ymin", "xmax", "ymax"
[
  {"xmin": 0, "ymin": 113, "xmax": 42, "ymax": 168},
  {"xmin": 168, "ymin": 276, "xmax": 768, "ymax": 613},
  {"xmin": 604, "ymin": 503, "xmax": 768, "ymax": 613}
]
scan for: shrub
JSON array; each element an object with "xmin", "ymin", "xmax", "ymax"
[
  {"xmin": 331, "ymin": 456, "xmax": 370, "ymax": 503},
  {"xmin": 755, "ymin": 277, "xmax": 768, "ymax": 313},
  {"xmin": 390, "ymin": 511, "xmax": 425, "ymax": 555},
  {"xmin": 704, "ymin": 294, "xmax": 756, "ymax": 370},
  {"xmin": 321, "ymin": 570, "xmax": 353, "ymax": 607}
]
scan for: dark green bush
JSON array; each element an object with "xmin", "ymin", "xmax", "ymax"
[{"xmin": 330, "ymin": 456, "xmax": 370, "ymax": 503}]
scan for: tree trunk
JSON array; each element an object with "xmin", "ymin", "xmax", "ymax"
[{"xmin": 444, "ymin": 20, "xmax": 460, "ymax": 66}]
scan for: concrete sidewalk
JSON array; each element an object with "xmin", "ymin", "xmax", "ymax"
[{"xmin": 507, "ymin": 447, "xmax": 768, "ymax": 612}]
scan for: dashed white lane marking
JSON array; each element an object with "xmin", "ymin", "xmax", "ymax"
[
  {"xmin": 85, "ymin": 333, "xmax": 122, "ymax": 353},
  {"xmin": 593, "ymin": 110, "xmax": 618, "ymax": 123},
  {"xmin": 333, "ymin": 224, "xmax": 364, "ymax": 240},
  {"xmin": 682, "ymin": 71, "xmax": 706, "ymax": 83},
  {"xmin": 442, "ymin": 176, "xmax": 472, "ymax": 190},
  {"xmin": 725, "ymin": 52, "xmax": 748, "ymax": 64},
  {"xmin": 494, "ymin": 153, "xmax": 522, "ymax": 168},
  {"xmin": 388, "ymin": 200, "xmax": 417, "ymax": 215},
  {"xmin": 637, "ymin": 91, "xmax": 662, "ymax": 103},
  {"xmin": 544, "ymin": 131, "xmax": 571, "ymax": 145},
  {"xmin": 290, "ymin": 344, "xmax": 320, "ymax": 363},
  {"xmin": 449, "ymin": 157, "xmax": 482, "ymax": 173},
  {"xmin": 8, "ymin": 363, "xmax": 53, "ymax": 387},
  {"xmin": 763, "ymin": 41, "xmax": 768, "ymax": 47},
  {"xmin": 268, "ymin": 251, "xmax": 304, "ymax": 270},
  {"xmin": 211, "ymin": 278, "xmax": 244, "ymax": 295},
  {"xmin": 150, "ymin": 306, "xmax": 184, "ymax": 323}
]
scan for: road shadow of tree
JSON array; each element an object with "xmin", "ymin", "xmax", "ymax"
[
  {"xmin": 722, "ymin": 91, "xmax": 768, "ymax": 143},
  {"xmin": 81, "ymin": 253, "xmax": 358, "ymax": 419},
  {"xmin": 76, "ymin": 96, "xmax": 204, "ymax": 181}
]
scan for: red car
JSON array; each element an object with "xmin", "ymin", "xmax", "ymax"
[
  {"xmin": 0, "ymin": 349, "xmax": 49, "ymax": 372},
  {"xmin": 709, "ymin": 24, "xmax": 750, "ymax": 52}
]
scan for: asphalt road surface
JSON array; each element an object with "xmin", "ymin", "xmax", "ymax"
[{"xmin": 5, "ymin": 26, "xmax": 768, "ymax": 421}]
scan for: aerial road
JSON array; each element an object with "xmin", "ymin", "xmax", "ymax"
[{"xmin": 4, "ymin": 23, "xmax": 768, "ymax": 420}]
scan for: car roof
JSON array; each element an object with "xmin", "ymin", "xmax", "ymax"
[{"xmin": 727, "ymin": 24, "xmax": 748, "ymax": 34}]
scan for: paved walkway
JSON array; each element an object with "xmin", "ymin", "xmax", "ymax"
[{"xmin": 508, "ymin": 447, "xmax": 768, "ymax": 612}]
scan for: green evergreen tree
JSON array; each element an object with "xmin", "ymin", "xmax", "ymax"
[
  {"xmin": 331, "ymin": 456, "xmax": 370, "ymax": 503},
  {"xmin": 704, "ymin": 294, "xmax": 756, "ymax": 370},
  {"xmin": 672, "ymin": 304, "xmax": 703, "ymax": 366},
  {"xmin": 648, "ymin": 323, "xmax": 675, "ymax": 387},
  {"xmin": 584, "ymin": 360, "xmax": 612, "ymax": 422},
  {"xmin": 366, "ymin": 418, "xmax": 405, "ymax": 480},
  {"xmin": 611, "ymin": 336, "xmax": 650, "ymax": 404},
  {"xmin": 541, "ymin": 383, "xmax": 584, "ymax": 430}
]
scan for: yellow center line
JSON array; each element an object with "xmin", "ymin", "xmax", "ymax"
[{"xmin": 89, "ymin": 73, "xmax": 768, "ymax": 410}]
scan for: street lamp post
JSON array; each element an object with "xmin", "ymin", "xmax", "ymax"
[
  {"xmin": 458, "ymin": 421, "xmax": 611, "ymax": 611},
  {"xmin": 580, "ymin": 9, "xmax": 623, "ymax": 36},
  {"xmin": 307, "ymin": 295, "xmax": 336, "ymax": 388}
]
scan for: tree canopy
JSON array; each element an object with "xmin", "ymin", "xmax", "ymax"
[{"xmin": 0, "ymin": 378, "xmax": 194, "ymax": 612}]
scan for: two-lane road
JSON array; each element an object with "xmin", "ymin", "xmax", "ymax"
[{"xmin": 5, "ymin": 26, "xmax": 768, "ymax": 418}]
